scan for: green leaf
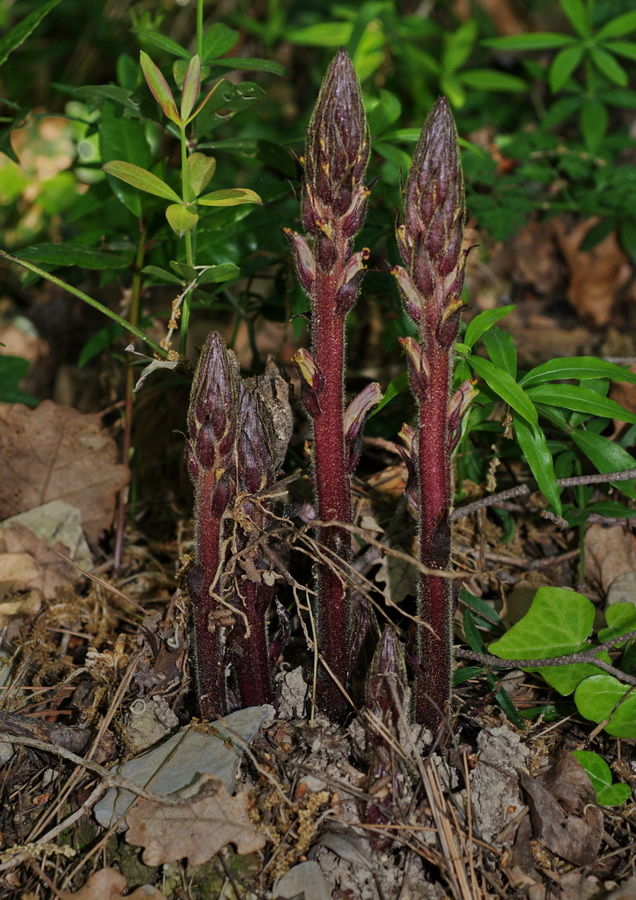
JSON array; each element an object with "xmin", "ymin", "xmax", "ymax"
[
  {"xmin": 482, "ymin": 33, "xmax": 577, "ymax": 51},
  {"xmin": 460, "ymin": 587, "xmax": 502, "ymax": 627},
  {"xmin": 0, "ymin": 0, "xmax": 62, "ymax": 69},
  {"xmin": 468, "ymin": 355, "xmax": 538, "ymax": 425},
  {"xmin": 561, "ymin": 0, "xmax": 590, "ymax": 37},
  {"xmin": 598, "ymin": 602, "xmax": 636, "ymax": 644},
  {"xmin": 574, "ymin": 674, "xmax": 636, "ymax": 737},
  {"xmin": 99, "ymin": 103, "xmax": 152, "ymax": 216},
  {"xmin": 550, "ymin": 44, "xmax": 585, "ymax": 91},
  {"xmin": 604, "ymin": 40, "xmax": 636, "ymax": 62},
  {"xmin": 287, "ymin": 23, "xmax": 353, "ymax": 46},
  {"xmin": 180, "ymin": 55, "xmax": 200, "ymax": 122},
  {"xmin": 590, "ymin": 46, "xmax": 628, "ymax": 85},
  {"xmin": 571, "ymin": 751, "xmax": 631, "ymax": 806},
  {"xmin": 141, "ymin": 265, "xmax": 184, "ymax": 286},
  {"xmin": 513, "ymin": 415, "xmax": 562, "ymax": 514},
  {"xmin": 210, "ymin": 57, "xmax": 286, "ymax": 75},
  {"xmin": 482, "ymin": 327, "xmax": 517, "ymax": 378},
  {"xmin": 165, "ymin": 204, "xmax": 198, "ymax": 237},
  {"xmin": 489, "ymin": 586, "xmax": 600, "ymax": 695},
  {"xmin": 582, "ymin": 97, "xmax": 609, "ymax": 149},
  {"xmin": 17, "ymin": 243, "xmax": 132, "ymax": 270},
  {"xmin": 192, "ymin": 263, "xmax": 240, "ymax": 284},
  {"xmin": 201, "ymin": 23, "xmax": 240, "ymax": 62},
  {"xmin": 520, "ymin": 356, "xmax": 636, "ymax": 388},
  {"xmin": 0, "ymin": 355, "xmax": 38, "ymax": 405},
  {"xmin": 463, "ymin": 304, "xmax": 516, "ymax": 349},
  {"xmin": 198, "ymin": 188, "xmax": 262, "ymax": 207},
  {"xmin": 453, "ymin": 666, "xmax": 483, "ymax": 686},
  {"xmin": 525, "ymin": 383, "xmax": 636, "ymax": 424},
  {"xmin": 132, "ymin": 29, "xmax": 190, "ymax": 59},
  {"xmin": 596, "ymin": 11, "xmax": 636, "ymax": 40},
  {"xmin": 78, "ymin": 322, "xmax": 125, "ymax": 367},
  {"xmin": 371, "ymin": 371, "xmax": 408, "ymax": 416},
  {"xmin": 570, "ymin": 430, "xmax": 636, "ymax": 499},
  {"xmin": 459, "ymin": 69, "xmax": 527, "ymax": 92},
  {"xmin": 102, "ymin": 161, "xmax": 181, "ymax": 202},
  {"xmin": 140, "ymin": 51, "xmax": 181, "ymax": 125},
  {"xmin": 186, "ymin": 152, "xmax": 216, "ymax": 197}
]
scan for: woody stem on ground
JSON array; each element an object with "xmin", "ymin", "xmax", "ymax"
[
  {"xmin": 393, "ymin": 98, "xmax": 473, "ymax": 729},
  {"xmin": 286, "ymin": 48, "xmax": 379, "ymax": 720}
]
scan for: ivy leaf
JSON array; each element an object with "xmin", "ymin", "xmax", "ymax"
[
  {"xmin": 574, "ymin": 674, "xmax": 636, "ymax": 738},
  {"xmin": 571, "ymin": 751, "xmax": 631, "ymax": 806},
  {"xmin": 102, "ymin": 161, "xmax": 181, "ymax": 202}
]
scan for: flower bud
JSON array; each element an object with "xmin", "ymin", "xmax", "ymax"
[
  {"xmin": 335, "ymin": 248, "xmax": 370, "ymax": 316},
  {"xmin": 344, "ymin": 381, "xmax": 383, "ymax": 472},
  {"xmin": 282, "ymin": 228, "xmax": 315, "ymax": 294},
  {"xmin": 391, "ymin": 265, "xmax": 422, "ymax": 325},
  {"xmin": 398, "ymin": 336, "xmax": 430, "ymax": 397},
  {"xmin": 292, "ymin": 348, "xmax": 325, "ymax": 419}
]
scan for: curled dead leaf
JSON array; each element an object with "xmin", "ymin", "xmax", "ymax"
[{"xmin": 58, "ymin": 867, "xmax": 166, "ymax": 899}]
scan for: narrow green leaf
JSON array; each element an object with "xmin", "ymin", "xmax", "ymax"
[
  {"xmin": 18, "ymin": 243, "xmax": 132, "ymax": 270},
  {"xmin": 550, "ymin": 44, "xmax": 585, "ymax": 91},
  {"xmin": 561, "ymin": 0, "xmax": 590, "ymax": 37},
  {"xmin": 582, "ymin": 97, "xmax": 609, "ymax": 148},
  {"xmin": 371, "ymin": 371, "xmax": 408, "ymax": 416},
  {"xmin": 180, "ymin": 54, "xmax": 200, "ymax": 122},
  {"xmin": 193, "ymin": 263, "xmax": 240, "ymax": 284},
  {"xmin": 520, "ymin": 356, "xmax": 636, "ymax": 388},
  {"xmin": 186, "ymin": 152, "xmax": 216, "ymax": 197},
  {"xmin": 186, "ymin": 80, "xmax": 223, "ymax": 125},
  {"xmin": 78, "ymin": 322, "xmax": 125, "ymax": 367},
  {"xmin": 165, "ymin": 204, "xmax": 199, "ymax": 237},
  {"xmin": 513, "ymin": 415, "xmax": 562, "ymax": 514},
  {"xmin": 460, "ymin": 587, "xmax": 502, "ymax": 627},
  {"xmin": 141, "ymin": 265, "xmax": 184, "ymax": 286},
  {"xmin": 0, "ymin": 0, "xmax": 62, "ymax": 69},
  {"xmin": 604, "ymin": 40, "xmax": 636, "ymax": 62},
  {"xmin": 201, "ymin": 23, "xmax": 240, "ymax": 62},
  {"xmin": 210, "ymin": 57, "xmax": 286, "ymax": 75},
  {"xmin": 287, "ymin": 23, "xmax": 352, "ymax": 46},
  {"xmin": 459, "ymin": 69, "xmax": 527, "ymax": 92},
  {"xmin": 590, "ymin": 46, "xmax": 628, "ymax": 85},
  {"xmin": 464, "ymin": 304, "xmax": 516, "ymax": 348},
  {"xmin": 102, "ymin": 161, "xmax": 181, "ymax": 202},
  {"xmin": 198, "ymin": 188, "xmax": 262, "ymax": 207},
  {"xmin": 525, "ymin": 383, "xmax": 636, "ymax": 424},
  {"xmin": 574, "ymin": 674, "xmax": 636, "ymax": 738},
  {"xmin": 468, "ymin": 355, "xmax": 538, "ymax": 425},
  {"xmin": 596, "ymin": 11, "xmax": 636, "ymax": 40},
  {"xmin": 482, "ymin": 33, "xmax": 576, "ymax": 51},
  {"xmin": 482, "ymin": 327, "xmax": 517, "ymax": 378},
  {"xmin": 132, "ymin": 28, "xmax": 190, "ymax": 59},
  {"xmin": 140, "ymin": 51, "xmax": 181, "ymax": 125},
  {"xmin": 569, "ymin": 430, "xmax": 636, "ymax": 499},
  {"xmin": 0, "ymin": 355, "xmax": 38, "ymax": 405}
]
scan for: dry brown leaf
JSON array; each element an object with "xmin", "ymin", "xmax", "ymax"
[
  {"xmin": 0, "ymin": 551, "xmax": 39, "ymax": 594},
  {"xmin": 58, "ymin": 867, "xmax": 167, "ymax": 900},
  {"xmin": 0, "ymin": 589, "xmax": 41, "ymax": 629},
  {"xmin": 125, "ymin": 773, "xmax": 265, "ymax": 866},
  {"xmin": 3, "ymin": 523, "xmax": 76, "ymax": 599},
  {"xmin": 0, "ymin": 401, "xmax": 129, "ymax": 543}
]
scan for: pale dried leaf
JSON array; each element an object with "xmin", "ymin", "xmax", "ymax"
[
  {"xmin": 3, "ymin": 523, "xmax": 76, "ymax": 599},
  {"xmin": 0, "ymin": 401, "xmax": 129, "ymax": 542},
  {"xmin": 125, "ymin": 773, "xmax": 265, "ymax": 865},
  {"xmin": 0, "ymin": 589, "xmax": 41, "ymax": 629},
  {"xmin": 0, "ymin": 552, "xmax": 39, "ymax": 594},
  {"xmin": 58, "ymin": 867, "xmax": 167, "ymax": 900}
]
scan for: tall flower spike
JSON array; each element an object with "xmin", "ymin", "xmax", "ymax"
[{"xmin": 288, "ymin": 48, "xmax": 372, "ymax": 721}]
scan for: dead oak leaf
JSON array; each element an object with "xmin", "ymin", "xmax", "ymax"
[
  {"xmin": 125, "ymin": 773, "xmax": 265, "ymax": 866},
  {"xmin": 58, "ymin": 867, "xmax": 166, "ymax": 899},
  {"xmin": 0, "ymin": 401, "xmax": 129, "ymax": 543}
]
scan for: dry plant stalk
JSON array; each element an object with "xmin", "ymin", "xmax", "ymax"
[
  {"xmin": 393, "ymin": 98, "xmax": 474, "ymax": 728},
  {"xmin": 285, "ymin": 47, "xmax": 381, "ymax": 720}
]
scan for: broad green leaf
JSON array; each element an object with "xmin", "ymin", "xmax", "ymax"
[
  {"xmin": 520, "ymin": 356, "xmax": 636, "ymax": 388},
  {"xmin": 140, "ymin": 51, "xmax": 181, "ymax": 125},
  {"xmin": 210, "ymin": 57, "xmax": 286, "ymax": 75},
  {"xmin": 561, "ymin": 0, "xmax": 590, "ymax": 37},
  {"xmin": 468, "ymin": 355, "xmax": 538, "ymax": 425},
  {"xmin": 482, "ymin": 327, "xmax": 517, "ymax": 378},
  {"xmin": 99, "ymin": 103, "xmax": 152, "ymax": 216},
  {"xmin": 598, "ymin": 602, "xmax": 636, "ymax": 644},
  {"xmin": 165, "ymin": 204, "xmax": 198, "ymax": 237},
  {"xmin": 570, "ymin": 429, "xmax": 636, "ymax": 499},
  {"xmin": 482, "ymin": 33, "xmax": 577, "ymax": 51},
  {"xmin": 513, "ymin": 415, "xmax": 562, "ymax": 514},
  {"xmin": 550, "ymin": 44, "xmax": 585, "ymax": 91},
  {"xmin": 180, "ymin": 55, "xmax": 200, "ymax": 123},
  {"xmin": 201, "ymin": 23, "xmax": 240, "ymax": 62},
  {"xmin": 526, "ymin": 383, "xmax": 636, "ymax": 424},
  {"xmin": 582, "ymin": 97, "xmax": 609, "ymax": 148},
  {"xmin": 463, "ymin": 304, "xmax": 516, "ymax": 349},
  {"xmin": 186, "ymin": 153, "xmax": 216, "ymax": 197},
  {"xmin": 489, "ymin": 586, "xmax": 598, "ymax": 695},
  {"xmin": 60, "ymin": 83, "xmax": 138, "ymax": 114},
  {"xmin": 0, "ymin": 355, "xmax": 38, "ymax": 405},
  {"xmin": 459, "ymin": 69, "xmax": 526, "ymax": 92},
  {"xmin": 590, "ymin": 46, "xmax": 628, "ymax": 85},
  {"xmin": 605, "ymin": 40, "xmax": 636, "ymax": 62},
  {"xmin": 17, "ymin": 243, "xmax": 132, "ymax": 269},
  {"xmin": 102, "ymin": 161, "xmax": 181, "ymax": 202},
  {"xmin": 0, "ymin": 0, "xmax": 62, "ymax": 69},
  {"xmin": 571, "ymin": 751, "xmax": 631, "ymax": 806},
  {"xmin": 574, "ymin": 674, "xmax": 636, "ymax": 737},
  {"xmin": 132, "ymin": 29, "xmax": 190, "ymax": 59},
  {"xmin": 597, "ymin": 11, "xmax": 636, "ymax": 40},
  {"xmin": 198, "ymin": 188, "xmax": 262, "ymax": 207},
  {"xmin": 287, "ymin": 23, "xmax": 352, "ymax": 46}
]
